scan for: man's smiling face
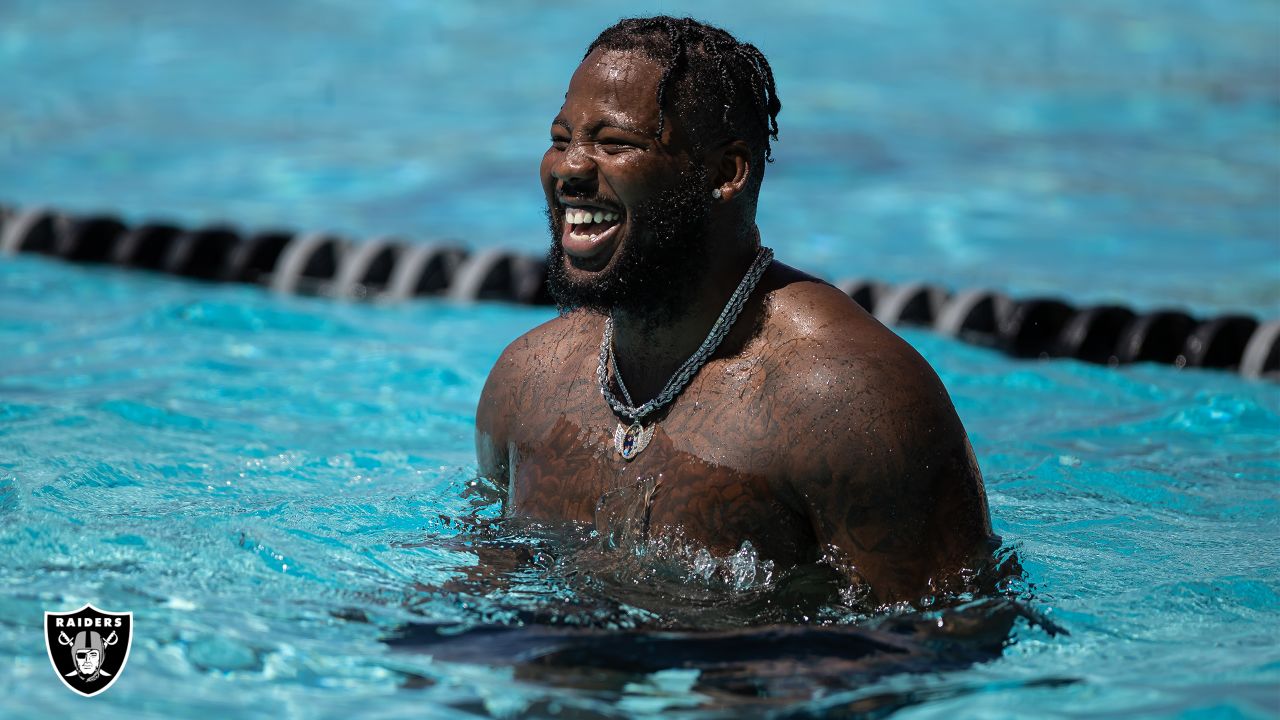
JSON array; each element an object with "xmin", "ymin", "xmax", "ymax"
[{"xmin": 541, "ymin": 48, "xmax": 714, "ymax": 318}]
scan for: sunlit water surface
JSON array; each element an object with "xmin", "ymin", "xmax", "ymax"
[
  {"xmin": 2, "ymin": 0, "xmax": 1278, "ymax": 716},
  {"xmin": 0, "ymin": 258, "xmax": 1276, "ymax": 718},
  {"xmin": 1, "ymin": 0, "xmax": 1278, "ymax": 315}
]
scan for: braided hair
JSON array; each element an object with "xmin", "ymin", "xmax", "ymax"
[{"xmin": 585, "ymin": 17, "xmax": 781, "ymax": 183}]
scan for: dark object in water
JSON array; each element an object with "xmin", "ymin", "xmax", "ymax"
[
  {"xmin": 998, "ymin": 298, "xmax": 1076, "ymax": 358},
  {"xmin": 384, "ymin": 598, "xmax": 1057, "ymax": 706},
  {"xmin": 1114, "ymin": 310, "xmax": 1197, "ymax": 365},
  {"xmin": 1054, "ymin": 305, "xmax": 1137, "ymax": 364}
]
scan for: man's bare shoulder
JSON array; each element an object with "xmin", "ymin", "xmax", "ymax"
[
  {"xmin": 754, "ymin": 264, "xmax": 965, "ymax": 471},
  {"xmin": 476, "ymin": 311, "xmax": 595, "ymax": 438},
  {"xmin": 758, "ymin": 265, "xmax": 939, "ymax": 394},
  {"xmin": 493, "ymin": 311, "xmax": 595, "ymax": 377}
]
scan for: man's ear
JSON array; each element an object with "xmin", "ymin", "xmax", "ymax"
[{"xmin": 711, "ymin": 140, "xmax": 752, "ymax": 202}]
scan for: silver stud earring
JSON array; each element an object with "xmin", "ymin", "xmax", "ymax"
[{"xmin": 711, "ymin": 188, "xmax": 723, "ymax": 199}]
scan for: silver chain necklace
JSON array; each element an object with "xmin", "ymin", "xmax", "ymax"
[{"xmin": 598, "ymin": 246, "xmax": 773, "ymax": 460}]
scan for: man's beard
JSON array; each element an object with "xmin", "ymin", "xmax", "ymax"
[{"xmin": 544, "ymin": 166, "xmax": 714, "ymax": 325}]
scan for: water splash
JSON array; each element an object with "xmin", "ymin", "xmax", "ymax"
[{"xmin": 419, "ymin": 472, "xmax": 1043, "ymax": 635}]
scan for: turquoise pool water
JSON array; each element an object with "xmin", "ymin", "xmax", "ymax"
[
  {"xmin": 1, "ymin": 0, "xmax": 1278, "ymax": 316},
  {"xmin": 2, "ymin": 0, "xmax": 1279, "ymax": 717},
  {"xmin": 1, "ymin": 257, "xmax": 1276, "ymax": 718}
]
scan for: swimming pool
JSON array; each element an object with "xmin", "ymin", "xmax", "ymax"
[
  {"xmin": 2, "ymin": 1, "xmax": 1278, "ymax": 718},
  {"xmin": 2, "ymin": 255, "xmax": 1276, "ymax": 718},
  {"xmin": 2, "ymin": 0, "xmax": 1277, "ymax": 317}
]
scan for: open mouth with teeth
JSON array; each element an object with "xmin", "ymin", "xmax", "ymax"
[{"xmin": 560, "ymin": 205, "xmax": 624, "ymax": 263}]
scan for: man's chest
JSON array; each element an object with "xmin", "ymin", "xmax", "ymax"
[{"xmin": 503, "ymin": 365, "xmax": 814, "ymax": 564}]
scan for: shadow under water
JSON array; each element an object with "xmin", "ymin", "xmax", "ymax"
[
  {"xmin": 379, "ymin": 477, "xmax": 1067, "ymax": 716},
  {"xmin": 385, "ymin": 597, "xmax": 1057, "ymax": 714}
]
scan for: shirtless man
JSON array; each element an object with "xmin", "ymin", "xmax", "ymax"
[{"xmin": 476, "ymin": 17, "xmax": 993, "ymax": 605}]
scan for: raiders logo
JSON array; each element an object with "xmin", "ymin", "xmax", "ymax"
[{"xmin": 44, "ymin": 604, "xmax": 133, "ymax": 697}]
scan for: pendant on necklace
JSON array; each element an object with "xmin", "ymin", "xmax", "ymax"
[{"xmin": 613, "ymin": 421, "xmax": 655, "ymax": 461}]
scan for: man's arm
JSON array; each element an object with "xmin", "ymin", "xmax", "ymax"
[
  {"xmin": 474, "ymin": 314, "xmax": 579, "ymax": 500},
  {"xmin": 475, "ymin": 340, "xmax": 522, "ymax": 500},
  {"xmin": 780, "ymin": 341, "xmax": 993, "ymax": 604}
]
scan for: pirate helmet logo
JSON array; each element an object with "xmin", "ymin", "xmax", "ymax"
[{"xmin": 44, "ymin": 604, "xmax": 133, "ymax": 697}]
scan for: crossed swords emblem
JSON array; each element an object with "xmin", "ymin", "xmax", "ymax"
[{"xmin": 56, "ymin": 629, "xmax": 118, "ymax": 677}]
